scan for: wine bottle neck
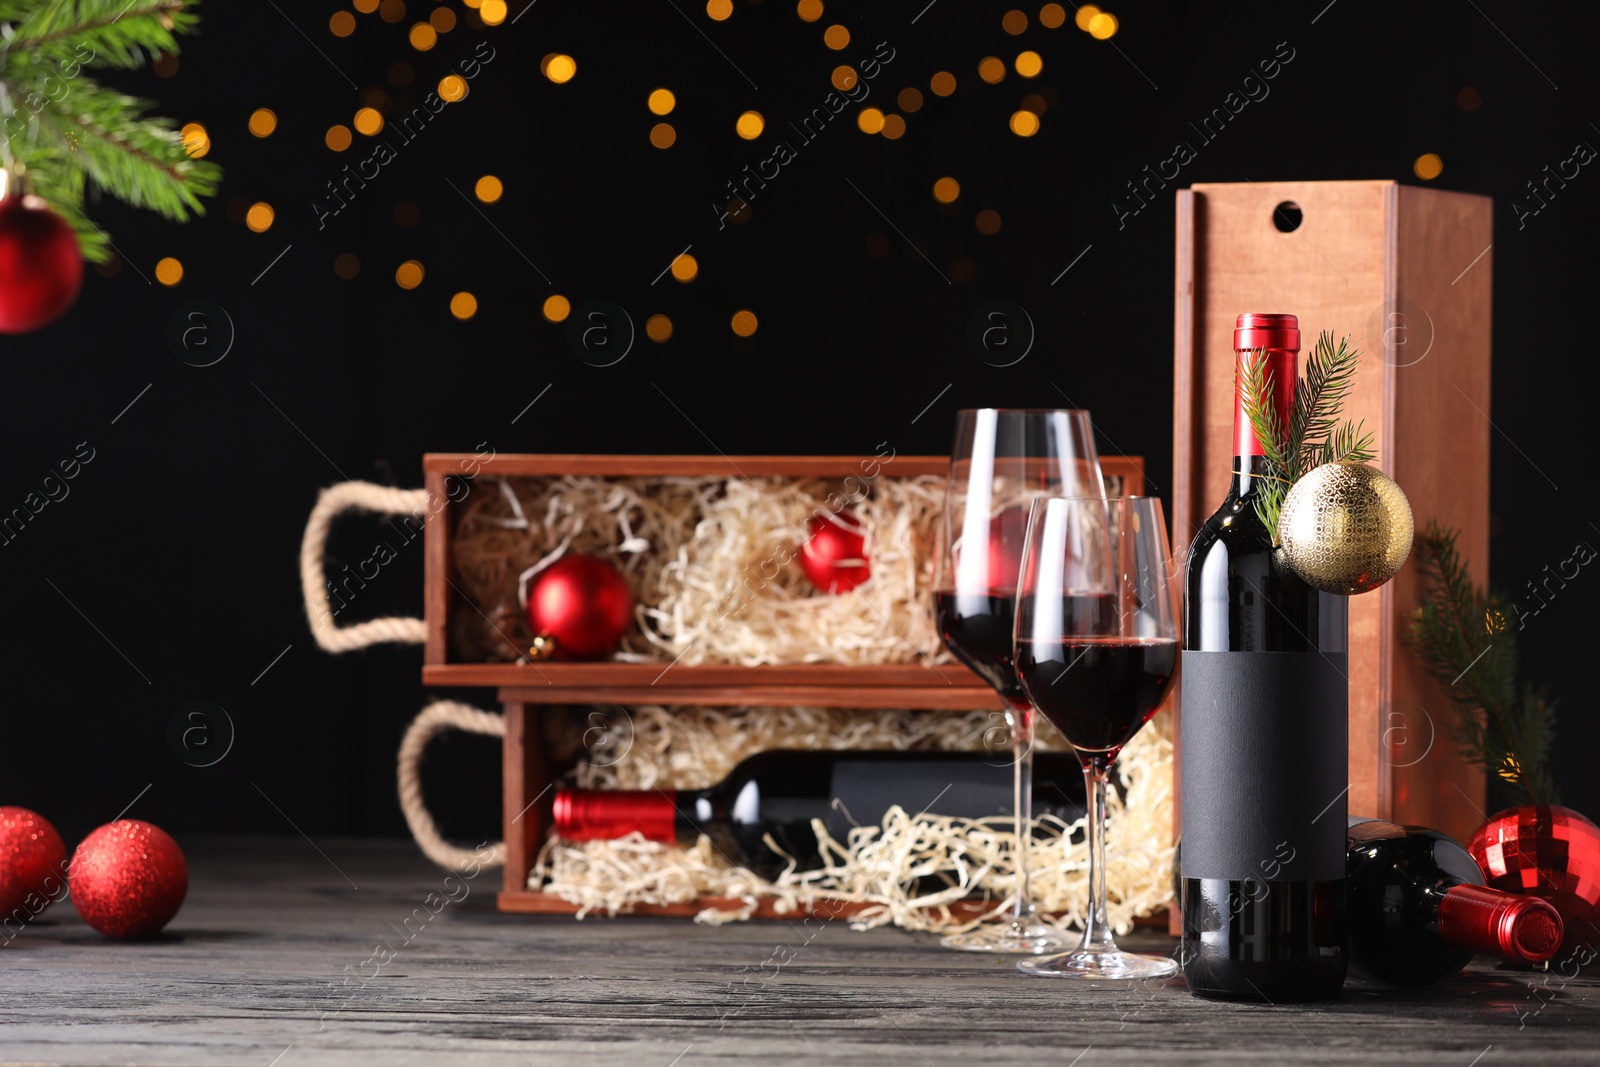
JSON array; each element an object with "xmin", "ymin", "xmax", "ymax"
[
  {"xmin": 1434, "ymin": 883, "xmax": 1564, "ymax": 962},
  {"xmin": 552, "ymin": 789, "xmax": 683, "ymax": 845}
]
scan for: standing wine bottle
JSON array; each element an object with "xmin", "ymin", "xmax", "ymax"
[
  {"xmin": 1180, "ymin": 313, "xmax": 1350, "ymax": 1001},
  {"xmin": 1346, "ymin": 819, "xmax": 1562, "ymax": 985},
  {"xmin": 554, "ymin": 749, "xmax": 1087, "ymax": 881}
]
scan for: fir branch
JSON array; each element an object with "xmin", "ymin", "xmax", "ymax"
[
  {"xmin": 6, "ymin": 0, "xmax": 195, "ymax": 68},
  {"xmin": 1409, "ymin": 522, "xmax": 1558, "ymax": 805},
  {"xmin": 1291, "ymin": 332, "xmax": 1365, "ymax": 472},
  {"xmin": 1238, "ymin": 348, "xmax": 1292, "ymax": 534}
]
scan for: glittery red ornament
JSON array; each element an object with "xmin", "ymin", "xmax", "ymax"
[
  {"xmin": 0, "ymin": 806, "xmax": 68, "ymax": 923},
  {"xmin": 986, "ymin": 507, "xmax": 1028, "ymax": 589},
  {"xmin": 526, "ymin": 554, "xmax": 634, "ymax": 660},
  {"xmin": 0, "ymin": 193, "xmax": 83, "ymax": 334},
  {"xmin": 800, "ymin": 510, "xmax": 871, "ymax": 593},
  {"xmin": 69, "ymin": 820, "xmax": 188, "ymax": 939},
  {"xmin": 1469, "ymin": 805, "xmax": 1600, "ymax": 968}
]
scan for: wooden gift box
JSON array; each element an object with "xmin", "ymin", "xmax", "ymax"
[
  {"xmin": 1172, "ymin": 179, "xmax": 1492, "ymax": 855},
  {"xmin": 418, "ymin": 452, "xmax": 1148, "ymax": 916}
]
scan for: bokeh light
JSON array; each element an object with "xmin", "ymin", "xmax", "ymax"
[
  {"xmin": 976, "ymin": 209, "xmax": 1002, "ymax": 235},
  {"xmin": 395, "ymin": 260, "xmax": 425, "ymax": 289},
  {"xmin": 438, "ymin": 74, "xmax": 468, "ymax": 101},
  {"xmin": 153, "ymin": 53, "xmax": 178, "ymax": 77},
  {"xmin": 354, "ymin": 107, "xmax": 384, "ymax": 135},
  {"xmin": 857, "ymin": 107, "xmax": 885, "ymax": 134},
  {"xmin": 180, "ymin": 122, "xmax": 209, "ymax": 158},
  {"xmin": 1015, "ymin": 51, "xmax": 1042, "ymax": 77},
  {"xmin": 1088, "ymin": 11, "xmax": 1118, "ymax": 38},
  {"xmin": 930, "ymin": 71, "xmax": 956, "ymax": 96},
  {"xmin": 646, "ymin": 314, "xmax": 673, "ymax": 342},
  {"xmin": 480, "ymin": 0, "xmax": 507, "ymax": 24},
  {"xmin": 1002, "ymin": 9, "xmax": 1027, "ymax": 33},
  {"xmin": 248, "ymin": 108, "xmax": 277, "ymax": 137},
  {"xmin": 155, "ymin": 257, "xmax": 183, "ymax": 286},
  {"xmin": 450, "ymin": 292, "xmax": 478, "ymax": 320},
  {"xmin": 430, "ymin": 6, "xmax": 456, "ymax": 31},
  {"xmin": 1414, "ymin": 153, "xmax": 1443, "ymax": 180},
  {"xmin": 736, "ymin": 111, "xmax": 765, "ymax": 139},
  {"xmin": 797, "ymin": 0, "xmax": 823, "ymax": 20},
  {"xmin": 1075, "ymin": 3, "xmax": 1100, "ymax": 30},
  {"xmin": 881, "ymin": 114, "xmax": 906, "ymax": 139},
  {"xmin": 1039, "ymin": 3, "xmax": 1066, "ymax": 28},
  {"xmin": 1458, "ymin": 86, "xmax": 1482, "ymax": 111},
  {"xmin": 649, "ymin": 88, "xmax": 676, "ymax": 115},
  {"xmin": 933, "ymin": 177, "xmax": 961, "ymax": 203},
  {"xmin": 246, "ymin": 202, "xmax": 275, "ymax": 232},
  {"xmin": 824, "ymin": 24, "xmax": 850, "ymax": 49},
  {"xmin": 325, "ymin": 124, "xmax": 353, "ymax": 151},
  {"xmin": 475, "ymin": 175, "xmax": 503, "ymax": 202},
  {"xmin": 543, "ymin": 294, "xmax": 571, "ymax": 322},
  {"xmin": 731, "ymin": 310, "xmax": 759, "ymax": 336},
  {"xmin": 329, "ymin": 10, "xmax": 356, "ymax": 36},
  {"xmin": 650, "ymin": 122, "xmax": 677, "ymax": 148},
  {"xmin": 409, "ymin": 22, "xmax": 436, "ymax": 50},
  {"xmin": 543, "ymin": 54, "xmax": 576, "ymax": 83},
  {"xmin": 898, "ymin": 87, "xmax": 923, "ymax": 112},
  {"xmin": 354, "ymin": 0, "xmax": 378, "ymax": 11},
  {"xmin": 831, "ymin": 65, "xmax": 858, "ymax": 91},
  {"xmin": 1010, "ymin": 110, "xmax": 1041, "ymax": 136},
  {"xmin": 334, "ymin": 253, "xmax": 361, "ymax": 279},
  {"xmin": 706, "ymin": 0, "xmax": 733, "ymax": 19},
  {"xmin": 978, "ymin": 57, "xmax": 1006, "ymax": 84},
  {"xmin": 671, "ymin": 253, "xmax": 699, "ymax": 282},
  {"xmin": 378, "ymin": 0, "xmax": 405, "ymax": 23}
]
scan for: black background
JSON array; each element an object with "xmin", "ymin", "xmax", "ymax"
[{"xmin": 4, "ymin": 0, "xmax": 1594, "ymax": 850}]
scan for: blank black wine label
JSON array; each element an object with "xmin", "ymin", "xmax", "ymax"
[{"xmin": 1180, "ymin": 650, "xmax": 1348, "ymax": 882}]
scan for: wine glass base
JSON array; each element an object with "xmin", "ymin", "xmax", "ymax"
[
  {"xmin": 941, "ymin": 918, "xmax": 1074, "ymax": 954},
  {"xmin": 1017, "ymin": 948, "xmax": 1178, "ymax": 979}
]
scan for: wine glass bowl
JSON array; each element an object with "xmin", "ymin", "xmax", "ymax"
[
  {"xmin": 1013, "ymin": 496, "xmax": 1181, "ymax": 979},
  {"xmin": 934, "ymin": 409, "xmax": 1104, "ymax": 953}
]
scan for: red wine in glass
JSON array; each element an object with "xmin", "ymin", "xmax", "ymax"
[
  {"xmin": 1018, "ymin": 635, "xmax": 1178, "ymax": 758},
  {"xmin": 933, "ymin": 590, "xmax": 1025, "ymax": 705}
]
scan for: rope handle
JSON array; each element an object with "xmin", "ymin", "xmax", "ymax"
[
  {"xmin": 300, "ymin": 481, "xmax": 431, "ymax": 652},
  {"xmin": 398, "ymin": 701, "xmax": 508, "ymax": 870}
]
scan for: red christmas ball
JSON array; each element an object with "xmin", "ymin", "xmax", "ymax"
[
  {"xmin": 0, "ymin": 807, "xmax": 68, "ymax": 923},
  {"xmin": 69, "ymin": 820, "xmax": 188, "ymax": 939},
  {"xmin": 986, "ymin": 507, "xmax": 1029, "ymax": 590},
  {"xmin": 0, "ymin": 194, "xmax": 84, "ymax": 334},
  {"xmin": 800, "ymin": 510, "xmax": 871, "ymax": 593},
  {"xmin": 527, "ymin": 554, "xmax": 634, "ymax": 660},
  {"xmin": 1469, "ymin": 805, "xmax": 1600, "ymax": 968}
]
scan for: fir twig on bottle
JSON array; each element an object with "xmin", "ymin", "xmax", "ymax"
[
  {"xmin": 1409, "ymin": 522, "xmax": 1558, "ymax": 805},
  {"xmin": 0, "ymin": 0, "xmax": 218, "ymax": 261}
]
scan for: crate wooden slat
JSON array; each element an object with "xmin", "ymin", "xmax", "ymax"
[{"xmin": 1172, "ymin": 179, "xmax": 1491, "ymax": 854}]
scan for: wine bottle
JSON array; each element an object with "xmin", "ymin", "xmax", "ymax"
[
  {"xmin": 553, "ymin": 749, "xmax": 1087, "ymax": 881},
  {"xmin": 1180, "ymin": 312, "xmax": 1350, "ymax": 1002},
  {"xmin": 1347, "ymin": 819, "xmax": 1562, "ymax": 985}
]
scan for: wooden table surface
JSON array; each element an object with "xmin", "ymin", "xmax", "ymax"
[{"xmin": 2, "ymin": 837, "xmax": 1596, "ymax": 1066}]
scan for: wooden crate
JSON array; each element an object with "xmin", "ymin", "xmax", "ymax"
[
  {"xmin": 1172, "ymin": 180, "xmax": 1491, "ymax": 849},
  {"xmin": 415, "ymin": 452, "xmax": 1150, "ymax": 914}
]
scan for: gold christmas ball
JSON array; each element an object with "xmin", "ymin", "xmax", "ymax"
[{"xmin": 1277, "ymin": 461, "xmax": 1414, "ymax": 594}]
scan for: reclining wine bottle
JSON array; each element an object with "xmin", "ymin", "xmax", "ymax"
[
  {"xmin": 553, "ymin": 748, "xmax": 1087, "ymax": 881},
  {"xmin": 1346, "ymin": 819, "xmax": 1562, "ymax": 985},
  {"xmin": 1180, "ymin": 313, "xmax": 1349, "ymax": 1002}
]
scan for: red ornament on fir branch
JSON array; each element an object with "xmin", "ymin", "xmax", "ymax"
[
  {"xmin": 0, "ymin": 806, "xmax": 67, "ymax": 922},
  {"xmin": 69, "ymin": 819, "xmax": 188, "ymax": 939},
  {"xmin": 526, "ymin": 554, "xmax": 634, "ymax": 660},
  {"xmin": 1469, "ymin": 804, "xmax": 1600, "ymax": 968},
  {"xmin": 0, "ymin": 192, "xmax": 83, "ymax": 334},
  {"xmin": 800, "ymin": 511, "xmax": 871, "ymax": 593}
]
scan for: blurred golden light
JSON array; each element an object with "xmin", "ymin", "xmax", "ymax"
[
  {"xmin": 824, "ymin": 24, "xmax": 850, "ymax": 49},
  {"xmin": 438, "ymin": 74, "xmax": 468, "ymax": 101},
  {"xmin": 796, "ymin": 0, "xmax": 823, "ymax": 21},
  {"xmin": 180, "ymin": 122, "xmax": 209, "ymax": 158},
  {"xmin": 378, "ymin": 0, "xmax": 405, "ymax": 22},
  {"xmin": 248, "ymin": 108, "xmax": 277, "ymax": 137},
  {"xmin": 1021, "ymin": 93, "xmax": 1047, "ymax": 114},
  {"xmin": 932, "ymin": 177, "xmax": 961, "ymax": 203},
  {"xmin": 475, "ymin": 175, "xmax": 503, "ymax": 202},
  {"xmin": 329, "ymin": 10, "xmax": 356, "ymax": 36},
  {"xmin": 670, "ymin": 253, "xmax": 699, "ymax": 282},
  {"xmin": 736, "ymin": 110, "xmax": 765, "ymax": 139},
  {"xmin": 857, "ymin": 107, "xmax": 885, "ymax": 134},
  {"xmin": 1002, "ymin": 9, "xmax": 1027, "ymax": 33},
  {"xmin": 246, "ymin": 202, "xmax": 275, "ymax": 232},
  {"xmin": 978, "ymin": 56, "xmax": 1006, "ymax": 84},
  {"xmin": 543, "ymin": 294, "xmax": 571, "ymax": 322},
  {"xmin": 462, "ymin": 0, "xmax": 481, "ymax": 6},
  {"xmin": 395, "ymin": 260, "xmax": 425, "ymax": 289},
  {"xmin": 929, "ymin": 71, "xmax": 956, "ymax": 96},
  {"xmin": 831, "ymin": 65, "xmax": 858, "ymax": 91},
  {"xmin": 153, "ymin": 53, "xmax": 179, "ymax": 77},
  {"xmin": 155, "ymin": 257, "xmax": 184, "ymax": 286},
  {"xmin": 543, "ymin": 54, "xmax": 576, "ymax": 83},
  {"xmin": 334, "ymin": 253, "xmax": 361, "ymax": 279},
  {"xmin": 976, "ymin": 209, "xmax": 1002, "ymax": 235},
  {"xmin": 389, "ymin": 61, "xmax": 415, "ymax": 88},
  {"xmin": 354, "ymin": 107, "xmax": 384, "ymax": 135},
  {"xmin": 409, "ymin": 22, "xmax": 437, "ymax": 50},
  {"xmin": 650, "ymin": 122, "xmax": 677, "ymax": 148},
  {"xmin": 1039, "ymin": 3, "xmax": 1066, "ymax": 28},
  {"xmin": 706, "ymin": 0, "xmax": 733, "ymax": 19},
  {"xmin": 430, "ymin": 6, "xmax": 456, "ymax": 31},
  {"xmin": 1075, "ymin": 3, "xmax": 1100, "ymax": 30},
  {"xmin": 646, "ymin": 314, "xmax": 673, "ymax": 342},
  {"xmin": 354, "ymin": 0, "xmax": 378, "ymax": 12},
  {"xmin": 648, "ymin": 88, "xmax": 677, "ymax": 115},
  {"xmin": 1010, "ymin": 109, "xmax": 1040, "ymax": 136},
  {"xmin": 1088, "ymin": 11, "xmax": 1118, "ymax": 38},
  {"xmin": 1414, "ymin": 152, "xmax": 1443, "ymax": 180},
  {"xmin": 898, "ymin": 87, "xmax": 923, "ymax": 112},
  {"xmin": 450, "ymin": 292, "xmax": 478, "ymax": 320},
  {"xmin": 1015, "ymin": 50, "xmax": 1043, "ymax": 77},
  {"xmin": 481, "ymin": 0, "xmax": 507, "ymax": 24},
  {"xmin": 325, "ymin": 124, "xmax": 353, "ymax": 151},
  {"xmin": 881, "ymin": 114, "xmax": 906, "ymax": 139},
  {"xmin": 731, "ymin": 309, "xmax": 758, "ymax": 337}
]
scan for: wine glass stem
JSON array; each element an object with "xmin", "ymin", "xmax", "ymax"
[
  {"xmin": 1009, "ymin": 701, "xmax": 1037, "ymax": 922},
  {"xmin": 1080, "ymin": 758, "xmax": 1116, "ymax": 953}
]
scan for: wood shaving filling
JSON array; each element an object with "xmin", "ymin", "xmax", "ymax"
[{"xmin": 533, "ymin": 706, "xmax": 1174, "ymax": 933}]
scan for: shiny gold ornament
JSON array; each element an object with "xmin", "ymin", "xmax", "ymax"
[
  {"xmin": 1277, "ymin": 461, "xmax": 1414, "ymax": 594},
  {"xmin": 1485, "ymin": 607, "xmax": 1508, "ymax": 634},
  {"xmin": 1497, "ymin": 752, "xmax": 1523, "ymax": 783}
]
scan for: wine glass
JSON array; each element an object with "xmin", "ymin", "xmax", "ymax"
[
  {"xmin": 934, "ymin": 409, "xmax": 1105, "ymax": 953},
  {"xmin": 1013, "ymin": 496, "xmax": 1181, "ymax": 979}
]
